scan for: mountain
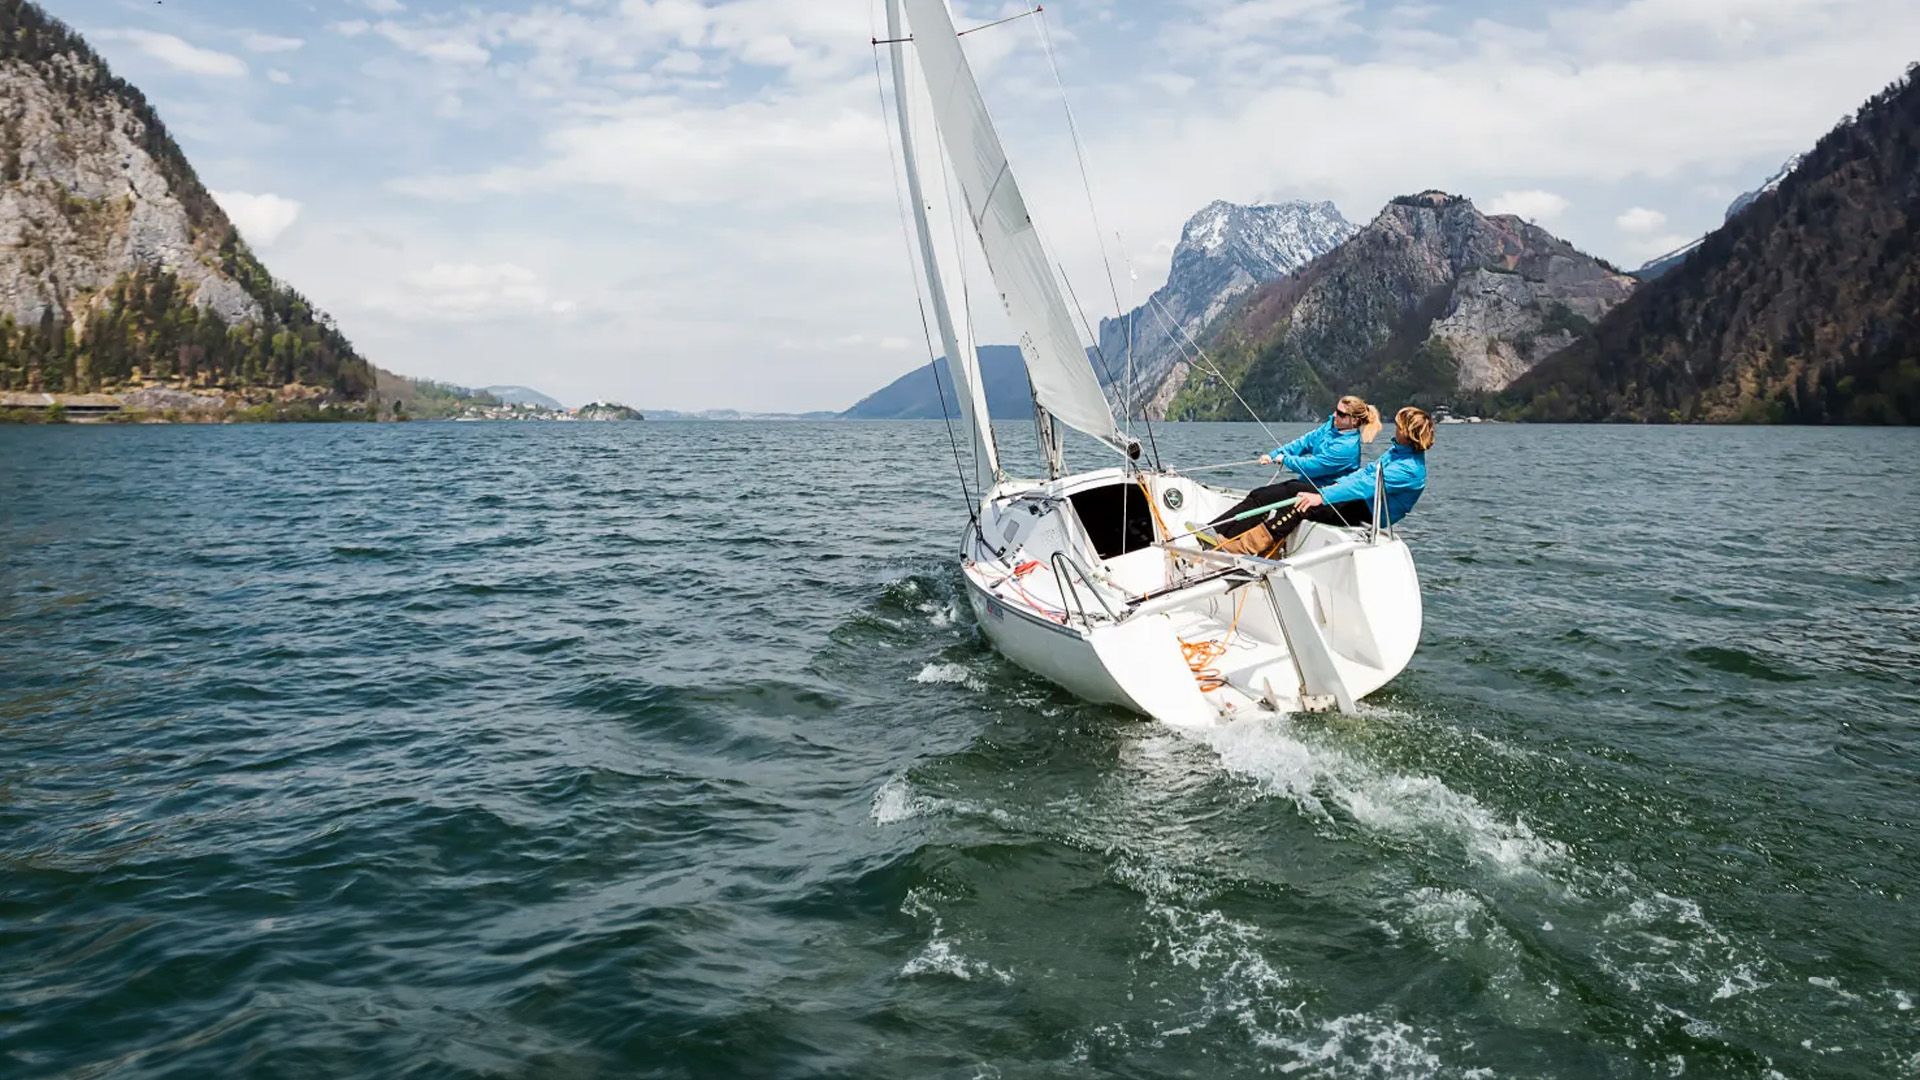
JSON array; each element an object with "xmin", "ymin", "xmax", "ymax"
[
  {"xmin": 1097, "ymin": 200, "xmax": 1356, "ymax": 417},
  {"xmin": 1508, "ymin": 69, "xmax": 1920, "ymax": 424},
  {"xmin": 644, "ymin": 408, "xmax": 839, "ymax": 420},
  {"xmin": 1631, "ymin": 237, "xmax": 1702, "ymax": 282},
  {"xmin": 1632, "ymin": 154, "xmax": 1808, "ymax": 281},
  {"xmin": 841, "ymin": 345, "xmax": 1033, "ymax": 419},
  {"xmin": 0, "ymin": 0, "xmax": 372, "ymax": 400},
  {"xmin": 576, "ymin": 402, "xmax": 643, "ymax": 421},
  {"xmin": 1722, "ymin": 153, "xmax": 1805, "ymax": 222},
  {"xmin": 371, "ymin": 365, "xmax": 508, "ymax": 419},
  {"xmin": 1169, "ymin": 191, "xmax": 1637, "ymax": 420},
  {"xmin": 483, "ymin": 385, "xmax": 562, "ymax": 409}
]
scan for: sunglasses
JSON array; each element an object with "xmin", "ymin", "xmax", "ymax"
[{"xmin": 1336, "ymin": 411, "xmax": 1366, "ymax": 420}]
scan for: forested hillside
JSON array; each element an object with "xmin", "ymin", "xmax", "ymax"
[
  {"xmin": 0, "ymin": 0, "xmax": 373, "ymax": 398},
  {"xmin": 1506, "ymin": 67, "xmax": 1920, "ymax": 423}
]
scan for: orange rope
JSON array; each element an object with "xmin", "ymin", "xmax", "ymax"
[
  {"xmin": 1137, "ymin": 475, "xmax": 1173, "ymax": 541},
  {"xmin": 1178, "ymin": 586, "xmax": 1252, "ymax": 693}
]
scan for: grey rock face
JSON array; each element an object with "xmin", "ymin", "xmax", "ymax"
[
  {"xmin": 1431, "ymin": 262, "xmax": 1635, "ymax": 392},
  {"xmin": 0, "ymin": 56, "xmax": 260, "ymax": 329},
  {"xmin": 1095, "ymin": 199, "xmax": 1356, "ymax": 416},
  {"xmin": 1195, "ymin": 193, "xmax": 1638, "ymax": 418}
]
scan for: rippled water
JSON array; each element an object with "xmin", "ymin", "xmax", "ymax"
[{"xmin": 2, "ymin": 420, "xmax": 1916, "ymax": 1078}]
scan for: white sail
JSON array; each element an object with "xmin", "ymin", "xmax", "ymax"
[
  {"xmin": 887, "ymin": 0, "xmax": 998, "ymax": 485},
  {"xmin": 900, "ymin": 0, "xmax": 1128, "ymax": 454}
]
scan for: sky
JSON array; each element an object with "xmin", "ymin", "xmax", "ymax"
[{"xmin": 49, "ymin": 0, "xmax": 1920, "ymax": 410}]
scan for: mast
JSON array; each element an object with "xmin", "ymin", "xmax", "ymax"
[{"xmin": 886, "ymin": 0, "xmax": 1000, "ymax": 487}]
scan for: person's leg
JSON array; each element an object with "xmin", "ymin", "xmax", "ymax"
[
  {"xmin": 1209, "ymin": 479, "xmax": 1314, "ymax": 538},
  {"xmin": 1238, "ymin": 499, "xmax": 1373, "ymax": 554},
  {"xmin": 1305, "ymin": 499, "xmax": 1373, "ymax": 528}
]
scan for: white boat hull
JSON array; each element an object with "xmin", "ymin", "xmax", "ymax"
[{"xmin": 959, "ymin": 469, "xmax": 1422, "ymax": 727}]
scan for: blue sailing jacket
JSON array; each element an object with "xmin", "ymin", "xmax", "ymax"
[
  {"xmin": 1314, "ymin": 443, "xmax": 1427, "ymax": 524},
  {"xmin": 1270, "ymin": 415, "xmax": 1361, "ymax": 484}
]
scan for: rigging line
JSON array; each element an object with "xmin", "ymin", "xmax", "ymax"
[
  {"xmin": 1035, "ymin": 9, "xmax": 1126, "ymax": 326},
  {"xmin": 1141, "ymin": 286, "xmax": 1341, "ymax": 507},
  {"xmin": 1057, "ymin": 261, "xmax": 1126, "ymax": 399},
  {"xmin": 1142, "ymin": 292, "xmax": 1254, "ymax": 421},
  {"xmin": 1144, "ymin": 289, "xmax": 1281, "ymax": 449},
  {"xmin": 872, "ymin": 38, "xmax": 978, "ymax": 518},
  {"xmin": 1035, "ymin": 6, "xmax": 1161, "ymax": 469},
  {"xmin": 958, "ymin": 6, "xmax": 1043, "ymax": 37},
  {"xmin": 1114, "ymin": 231, "xmax": 1163, "ymax": 471}
]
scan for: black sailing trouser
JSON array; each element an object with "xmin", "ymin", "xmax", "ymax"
[{"xmin": 1210, "ymin": 479, "xmax": 1373, "ymax": 539}]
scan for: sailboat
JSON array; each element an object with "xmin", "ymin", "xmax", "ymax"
[{"xmin": 880, "ymin": 0, "xmax": 1421, "ymax": 727}]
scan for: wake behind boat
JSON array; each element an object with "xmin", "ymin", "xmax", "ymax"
[{"xmin": 878, "ymin": 0, "xmax": 1421, "ymax": 725}]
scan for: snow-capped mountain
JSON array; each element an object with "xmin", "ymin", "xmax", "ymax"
[
  {"xmin": 1724, "ymin": 153, "xmax": 1805, "ymax": 222},
  {"xmin": 1167, "ymin": 191, "xmax": 1637, "ymax": 420},
  {"xmin": 1635, "ymin": 154, "xmax": 1809, "ymax": 279},
  {"xmin": 1095, "ymin": 199, "xmax": 1356, "ymax": 415}
]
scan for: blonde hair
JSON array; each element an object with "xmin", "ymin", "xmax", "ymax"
[
  {"xmin": 1337, "ymin": 394, "xmax": 1383, "ymax": 443},
  {"xmin": 1395, "ymin": 406, "xmax": 1435, "ymax": 451}
]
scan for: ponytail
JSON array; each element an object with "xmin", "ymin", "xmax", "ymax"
[
  {"xmin": 1395, "ymin": 406, "xmax": 1436, "ymax": 451},
  {"xmin": 1337, "ymin": 394, "xmax": 1382, "ymax": 443}
]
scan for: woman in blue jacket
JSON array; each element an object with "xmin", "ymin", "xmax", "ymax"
[
  {"xmin": 1198, "ymin": 395, "xmax": 1378, "ymax": 544},
  {"xmin": 1206, "ymin": 406, "xmax": 1432, "ymax": 556}
]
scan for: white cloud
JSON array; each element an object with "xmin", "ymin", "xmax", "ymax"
[
  {"xmin": 212, "ymin": 190, "xmax": 303, "ymax": 246},
  {"xmin": 268, "ymin": 69, "xmax": 293, "ymax": 85},
  {"xmin": 98, "ymin": 31, "xmax": 247, "ymax": 78},
  {"xmin": 1615, "ymin": 206, "xmax": 1667, "ymax": 234},
  {"xmin": 372, "ymin": 22, "xmax": 491, "ymax": 66},
  {"xmin": 389, "ymin": 90, "xmax": 888, "ymax": 208},
  {"xmin": 1625, "ymin": 232, "xmax": 1703, "ymax": 265},
  {"xmin": 1485, "ymin": 189, "xmax": 1571, "ymax": 224},
  {"xmin": 371, "ymin": 262, "xmax": 576, "ymax": 322},
  {"xmin": 242, "ymin": 33, "xmax": 304, "ymax": 54},
  {"xmin": 1172, "ymin": 0, "xmax": 1360, "ymax": 50},
  {"xmin": 186, "ymin": 0, "xmax": 1920, "ymax": 411},
  {"xmin": 361, "ymin": 0, "xmax": 408, "ymax": 13}
]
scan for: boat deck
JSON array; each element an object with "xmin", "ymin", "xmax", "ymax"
[{"xmin": 1160, "ymin": 590, "xmax": 1295, "ymax": 718}]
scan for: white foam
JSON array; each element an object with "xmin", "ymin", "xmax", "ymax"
[
  {"xmin": 1197, "ymin": 715, "xmax": 1568, "ymax": 879},
  {"xmin": 916, "ymin": 598, "xmax": 960, "ymax": 627},
  {"xmin": 1807, "ymin": 975, "xmax": 1862, "ymax": 1002},
  {"xmin": 897, "ymin": 887, "xmax": 1014, "ymax": 984},
  {"xmin": 1710, "ymin": 964, "xmax": 1768, "ymax": 1001},
  {"xmin": 870, "ymin": 775, "xmax": 932, "ymax": 825},
  {"xmin": 914, "ymin": 661, "xmax": 982, "ymax": 691},
  {"xmin": 900, "ymin": 938, "xmax": 1014, "ymax": 983},
  {"xmin": 1894, "ymin": 989, "xmax": 1913, "ymax": 1011},
  {"xmin": 1249, "ymin": 1010, "xmax": 1450, "ymax": 1077}
]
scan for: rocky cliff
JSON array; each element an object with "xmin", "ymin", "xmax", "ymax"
[
  {"xmin": 1508, "ymin": 68, "xmax": 1920, "ymax": 424},
  {"xmin": 1170, "ymin": 192, "xmax": 1636, "ymax": 420},
  {"xmin": 1096, "ymin": 200, "xmax": 1356, "ymax": 418},
  {"xmin": 0, "ymin": 0, "xmax": 371, "ymax": 398}
]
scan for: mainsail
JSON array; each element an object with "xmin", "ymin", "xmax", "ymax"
[{"xmin": 898, "ymin": 0, "xmax": 1128, "ymax": 454}]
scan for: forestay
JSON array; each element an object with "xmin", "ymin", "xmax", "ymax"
[{"xmin": 900, "ymin": 0, "xmax": 1127, "ymax": 453}]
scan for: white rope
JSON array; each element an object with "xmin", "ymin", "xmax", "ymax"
[{"xmin": 1170, "ymin": 456, "xmax": 1267, "ymax": 473}]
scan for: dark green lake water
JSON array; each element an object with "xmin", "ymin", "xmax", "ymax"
[{"xmin": 1, "ymin": 420, "xmax": 1916, "ymax": 1078}]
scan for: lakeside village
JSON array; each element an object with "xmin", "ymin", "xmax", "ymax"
[{"xmin": 0, "ymin": 388, "xmax": 643, "ymax": 424}]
